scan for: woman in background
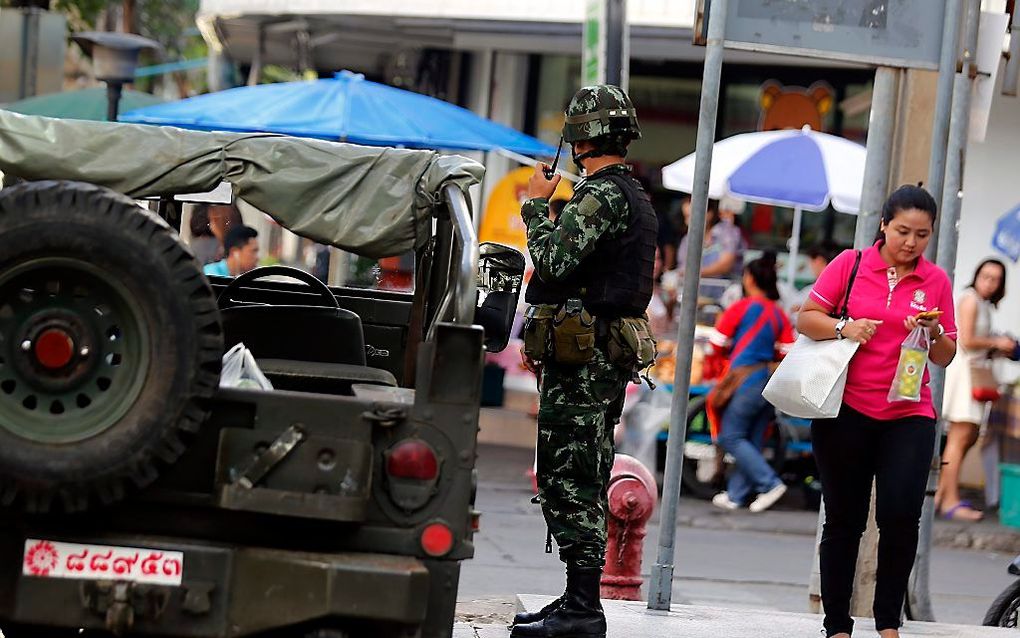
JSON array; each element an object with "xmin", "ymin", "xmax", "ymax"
[{"xmin": 938, "ymin": 258, "xmax": 1015, "ymax": 521}]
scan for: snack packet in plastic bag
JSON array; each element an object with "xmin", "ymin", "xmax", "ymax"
[
  {"xmin": 887, "ymin": 326, "xmax": 929, "ymax": 402},
  {"xmin": 220, "ymin": 343, "xmax": 274, "ymax": 390}
]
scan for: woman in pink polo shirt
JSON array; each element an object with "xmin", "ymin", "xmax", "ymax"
[{"xmin": 798, "ymin": 185, "xmax": 957, "ymax": 638}]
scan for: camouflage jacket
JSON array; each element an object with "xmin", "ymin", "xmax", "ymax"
[{"xmin": 521, "ymin": 164, "xmax": 631, "ymax": 284}]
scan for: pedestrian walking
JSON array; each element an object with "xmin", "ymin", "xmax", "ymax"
[
  {"xmin": 938, "ymin": 258, "xmax": 1015, "ymax": 520},
  {"xmin": 512, "ymin": 85, "xmax": 658, "ymax": 638},
  {"xmin": 708, "ymin": 255, "xmax": 795, "ymax": 512},
  {"xmin": 797, "ymin": 185, "xmax": 958, "ymax": 638}
]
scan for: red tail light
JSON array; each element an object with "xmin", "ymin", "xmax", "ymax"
[
  {"xmin": 386, "ymin": 440, "xmax": 438, "ymax": 481},
  {"xmin": 420, "ymin": 521, "xmax": 454, "ymax": 557}
]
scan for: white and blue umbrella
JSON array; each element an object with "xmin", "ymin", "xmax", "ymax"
[
  {"xmin": 992, "ymin": 203, "xmax": 1020, "ymax": 263},
  {"xmin": 662, "ymin": 127, "xmax": 866, "ymax": 283}
]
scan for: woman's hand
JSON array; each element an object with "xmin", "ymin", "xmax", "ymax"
[
  {"xmin": 904, "ymin": 313, "xmax": 940, "ymax": 334},
  {"xmin": 841, "ymin": 319, "xmax": 883, "ymax": 344},
  {"xmin": 994, "ymin": 335, "xmax": 1017, "ymax": 356}
]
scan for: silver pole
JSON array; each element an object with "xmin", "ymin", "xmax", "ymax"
[
  {"xmin": 648, "ymin": 0, "xmax": 728, "ymax": 611},
  {"xmin": 605, "ymin": 0, "xmax": 629, "ymax": 91},
  {"xmin": 909, "ymin": 0, "xmax": 982, "ymax": 621},
  {"xmin": 926, "ymin": 0, "xmax": 964, "ymax": 260},
  {"xmin": 853, "ymin": 67, "xmax": 898, "ymax": 249},
  {"xmin": 1003, "ymin": 4, "xmax": 1020, "ymax": 97},
  {"xmin": 938, "ymin": 0, "xmax": 980, "ymax": 293},
  {"xmin": 787, "ymin": 206, "xmax": 803, "ymax": 286}
]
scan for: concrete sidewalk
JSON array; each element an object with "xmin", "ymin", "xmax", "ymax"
[{"xmin": 503, "ymin": 595, "xmax": 1015, "ymax": 637}]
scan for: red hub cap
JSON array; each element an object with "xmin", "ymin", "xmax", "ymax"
[{"xmin": 34, "ymin": 329, "xmax": 75, "ymax": 370}]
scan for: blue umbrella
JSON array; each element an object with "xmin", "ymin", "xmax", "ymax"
[
  {"xmin": 120, "ymin": 70, "xmax": 556, "ymax": 156},
  {"xmin": 993, "ymin": 203, "xmax": 1020, "ymax": 263}
]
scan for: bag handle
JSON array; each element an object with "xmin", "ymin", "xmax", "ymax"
[{"xmin": 835, "ymin": 250, "xmax": 862, "ymax": 321}]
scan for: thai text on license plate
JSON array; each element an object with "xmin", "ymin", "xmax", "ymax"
[{"xmin": 22, "ymin": 539, "xmax": 184, "ymax": 586}]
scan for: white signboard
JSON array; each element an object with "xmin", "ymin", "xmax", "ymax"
[{"xmin": 22, "ymin": 539, "xmax": 184, "ymax": 586}]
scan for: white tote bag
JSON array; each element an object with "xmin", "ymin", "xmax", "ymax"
[
  {"xmin": 762, "ymin": 334, "xmax": 859, "ymax": 418},
  {"xmin": 762, "ymin": 249, "xmax": 863, "ymax": 419}
]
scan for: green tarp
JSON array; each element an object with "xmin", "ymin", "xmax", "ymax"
[
  {"xmin": 2, "ymin": 88, "xmax": 166, "ymax": 122},
  {"xmin": 0, "ymin": 112, "xmax": 484, "ymax": 258}
]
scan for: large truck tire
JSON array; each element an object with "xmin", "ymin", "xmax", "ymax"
[{"xmin": 0, "ymin": 181, "xmax": 223, "ymax": 512}]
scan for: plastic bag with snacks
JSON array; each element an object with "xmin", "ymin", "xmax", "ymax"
[{"xmin": 887, "ymin": 326, "xmax": 929, "ymax": 403}]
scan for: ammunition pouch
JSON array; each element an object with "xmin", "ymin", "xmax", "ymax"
[
  {"xmin": 522, "ymin": 304, "xmax": 557, "ymax": 363},
  {"xmin": 606, "ymin": 316, "xmax": 657, "ymax": 374},
  {"xmin": 552, "ymin": 300, "xmax": 597, "ymax": 365}
]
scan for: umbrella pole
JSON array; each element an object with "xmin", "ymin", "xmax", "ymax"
[{"xmin": 787, "ymin": 206, "xmax": 802, "ymax": 286}]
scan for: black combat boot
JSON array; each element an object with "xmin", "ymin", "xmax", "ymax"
[
  {"xmin": 512, "ymin": 594, "xmax": 564, "ymax": 627},
  {"xmin": 510, "ymin": 567, "xmax": 606, "ymax": 638},
  {"xmin": 511, "ymin": 566, "xmax": 574, "ymax": 626}
]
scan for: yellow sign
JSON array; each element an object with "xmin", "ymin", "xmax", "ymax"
[{"xmin": 479, "ymin": 167, "xmax": 574, "ymax": 250}]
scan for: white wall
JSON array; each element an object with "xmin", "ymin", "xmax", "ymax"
[{"xmin": 957, "ymin": 61, "xmax": 1020, "ymax": 377}]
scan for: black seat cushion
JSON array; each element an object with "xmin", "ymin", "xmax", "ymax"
[{"xmin": 258, "ymin": 358, "xmax": 397, "ymax": 396}]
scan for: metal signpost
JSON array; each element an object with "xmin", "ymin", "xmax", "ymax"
[
  {"xmin": 910, "ymin": 0, "xmax": 979, "ymax": 621},
  {"xmin": 649, "ymin": 0, "xmax": 729, "ymax": 609}
]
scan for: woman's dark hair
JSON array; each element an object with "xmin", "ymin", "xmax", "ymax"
[
  {"xmin": 969, "ymin": 258, "xmax": 1008, "ymax": 307},
  {"xmin": 745, "ymin": 254, "xmax": 781, "ymax": 301},
  {"xmin": 877, "ymin": 184, "xmax": 937, "ymax": 241},
  {"xmin": 189, "ymin": 203, "xmax": 214, "ymax": 238},
  {"xmin": 706, "ymin": 199, "xmax": 720, "ymax": 228}
]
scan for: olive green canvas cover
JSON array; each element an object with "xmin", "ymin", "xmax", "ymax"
[{"xmin": 0, "ymin": 111, "xmax": 484, "ymax": 258}]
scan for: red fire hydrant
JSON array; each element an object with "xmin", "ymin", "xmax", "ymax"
[{"xmin": 601, "ymin": 453, "xmax": 657, "ymax": 601}]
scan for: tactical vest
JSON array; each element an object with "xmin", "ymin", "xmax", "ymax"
[{"xmin": 525, "ymin": 171, "xmax": 658, "ymax": 318}]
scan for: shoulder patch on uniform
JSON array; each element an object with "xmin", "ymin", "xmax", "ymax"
[{"xmin": 576, "ymin": 194, "xmax": 603, "ymax": 217}]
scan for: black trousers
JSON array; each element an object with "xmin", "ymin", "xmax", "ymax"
[{"xmin": 811, "ymin": 404, "xmax": 936, "ymax": 636}]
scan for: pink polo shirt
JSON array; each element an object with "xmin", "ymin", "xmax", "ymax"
[{"xmin": 809, "ymin": 244, "xmax": 958, "ymax": 421}]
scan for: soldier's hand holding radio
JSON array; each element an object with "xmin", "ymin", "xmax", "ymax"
[{"xmin": 527, "ymin": 163, "xmax": 561, "ymax": 201}]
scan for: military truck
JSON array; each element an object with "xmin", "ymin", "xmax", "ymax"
[{"xmin": 0, "ymin": 112, "xmax": 525, "ymax": 638}]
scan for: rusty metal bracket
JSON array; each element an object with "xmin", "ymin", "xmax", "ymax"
[
  {"xmin": 182, "ymin": 580, "xmax": 216, "ymax": 615},
  {"xmin": 361, "ymin": 406, "xmax": 406, "ymax": 428},
  {"xmin": 233, "ymin": 424, "xmax": 306, "ymax": 489},
  {"xmin": 78, "ymin": 580, "xmax": 170, "ymax": 636}
]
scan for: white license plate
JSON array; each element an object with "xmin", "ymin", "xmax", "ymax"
[{"xmin": 22, "ymin": 539, "xmax": 184, "ymax": 586}]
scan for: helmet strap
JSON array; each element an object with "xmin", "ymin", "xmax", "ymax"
[{"xmin": 571, "ymin": 146, "xmax": 603, "ymax": 172}]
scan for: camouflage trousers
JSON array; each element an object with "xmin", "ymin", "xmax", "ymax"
[{"xmin": 537, "ymin": 346, "xmax": 629, "ymax": 569}]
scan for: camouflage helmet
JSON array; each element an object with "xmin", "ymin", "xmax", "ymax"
[{"xmin": 562, "ymin": 84, "xmax": 641, "ymax": 143}]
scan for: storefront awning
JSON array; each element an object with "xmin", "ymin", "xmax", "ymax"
[{"xmin": 197, "ymin": 0, "xmax": 859, "ymax": 70}]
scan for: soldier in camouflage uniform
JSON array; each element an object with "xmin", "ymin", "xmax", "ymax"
[{"xmin": 511, "ymin": 86, "xmax": 658, "ymax": 638}]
